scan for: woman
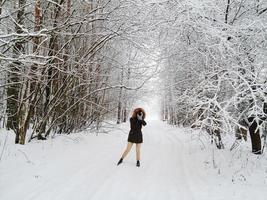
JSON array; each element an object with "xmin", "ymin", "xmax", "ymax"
[{"xmin": 117, "ymin": 108, "xmax": 147, "ymax": 167}]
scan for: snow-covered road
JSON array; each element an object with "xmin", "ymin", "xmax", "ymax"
[{"xmin": 1, "ymin": 120, "xmax": 267, "ymax": 200}]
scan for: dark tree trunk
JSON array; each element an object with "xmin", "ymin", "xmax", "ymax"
[
  {"xmin": 37, "ymin": 0, "xmax": 62, "ymax": 137},
  {"xmin": 116, "ymin": 90, "xmax": 122, "ymax": 124},
  {"xmin": 0, "ymin": 0, "xmax": 3, "ymax": 16},
  {"xmin": 6, "ymin": 0, "xmax": 27, "ymax": 143},
  {"xmin": 214, "ymin": 129, "xmax": 224, "ymax": 149},
  {"xmin": 248, "ymin": 117, "xmax": 262, "ymax": 154},
  {"xmin": 117, "ymin": 66, "xmax": 124, "ymax": 124},
  {"xmin": 122, "ymin": 107, "xmax": 127, "ymax": 123},
  {"xmin": 225, "ymin": 0, "xmax": 231, "ymax": 24}
]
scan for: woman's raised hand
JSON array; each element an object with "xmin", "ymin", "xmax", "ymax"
[{"xmin": 137, "ymin": 112, "xmax": 143, "ymax": 120}]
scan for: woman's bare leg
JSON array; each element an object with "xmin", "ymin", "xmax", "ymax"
[
  {"xmin": 121, "ymin": 142, "xmax": 133, "ymax": 159},
  {"xmin": 136, "ymin": 143, "xmax": 141, "ymax": 161}
]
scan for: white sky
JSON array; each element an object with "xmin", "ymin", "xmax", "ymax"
[{"xmin": 132, "ymin": 93, "xmax": 161, "ymax": 121}]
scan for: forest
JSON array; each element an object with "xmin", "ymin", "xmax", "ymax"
[
  {"xmin": 0, "ymin": 0, "xmax": 159, "ymax": 145},
  {"xmin": 0, "ymin": 1, "xmax": 266, "ymax": 149},
  {"xmin": 1, "ymin": 1, "xmax": 267, "ymax": 200}
]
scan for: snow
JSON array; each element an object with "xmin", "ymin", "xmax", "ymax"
[{"xmin": 1, "ymin": 120, "xmax": 267, "ymax": 200}]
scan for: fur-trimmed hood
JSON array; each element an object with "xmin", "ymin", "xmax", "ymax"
[{"xmin": 132, "ymin": 107, "xmax": 146, "ymax": 119}]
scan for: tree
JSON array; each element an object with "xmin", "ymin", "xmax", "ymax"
[
  {"xmin": 158, "ymin": 0, "xmax": 267, "ymax": 153},
  {"xmin": 0, "ymin": 0, "xmax": 157, "ymax": 144}
]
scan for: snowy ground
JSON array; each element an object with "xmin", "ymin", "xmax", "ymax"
[{"xmin": 1, "ymin": 120, "xmax": 267, "ymax": 200}]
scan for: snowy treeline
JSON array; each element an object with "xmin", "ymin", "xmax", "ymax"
[
  {"xmin": 159, "ymin": 0, "xmax": 267, "ymax": 153},
  {"xmin": 0, "ymin": 0, "xmax": 156, "ymax": 144},
  {"xmin": 1, "ymin": 0, "xmax": 266, "ymax": 153}
]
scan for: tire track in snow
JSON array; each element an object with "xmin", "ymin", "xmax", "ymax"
[
  {"xmin": 163, "ymin": 126, "xmax": 213, "ymax": 197},
  {"xmin": 82, "ymin": 120, "xmax": 195, "ymax": 200},
  {"xmin": 155, "ymin": 122, "xmax": 195, "ymax": 200},
  {"xmin": 1, "ymin": 120, "xmax": 199, "ymax": 200}
]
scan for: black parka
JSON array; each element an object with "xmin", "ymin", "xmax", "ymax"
[{"xmin": 127, "ymin": 117, "xmax": 147, "ymax": 143}]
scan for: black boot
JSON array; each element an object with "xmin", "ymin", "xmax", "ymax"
[
  {"xmin": 136, "ymin": 160, "xmax": 140, "ymax": 167},
  {"xmin": 117, "ymin": 158, "xmax": 123, "ymax": 165}
]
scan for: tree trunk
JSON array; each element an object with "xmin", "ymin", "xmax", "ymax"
[
  {"xmin": 122, "ymin": 67, "xmax": 130, "ymax": 123},
  {"xmin": 38, "ymin": 0, "xmax": 62, "ymax": 137},
  {"xmin": 225, "ymin": 0, "xmax": 231, "ymax": 24},
  {"xmin": 117, "ymin": 66, "xmax": 124, "ymax": 124},
  {"xmin": 6, "ymin": 0, "xmax": 27, "ymax": 143},
  {"xmin": 117, "ymin": 88, "xmax": 122, "ymax": 124},
  {"xmin": 0, "ymin": 0, "xmax": 3, "ymax": 16},
  {"xmin": 16, "ymin": 0, "xmax": 43, "ymax": 144},
  {"xmin": 248, "ymin": 117, "xmax": 262, "ymax": 154},
  {"xmin": 214, "ymin": 128, "xmax": 224, "ymax": 149},
  {"xmin": 122, "ymin": 106, "xmax": 127, "ymax": 122},
  {"xmin": 33, "ymin": 0, "xmax": 41, "ymax": 53},
  {"xmin": 256, "ymin": 0, "xmax": 260, "ymax": 13}
]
